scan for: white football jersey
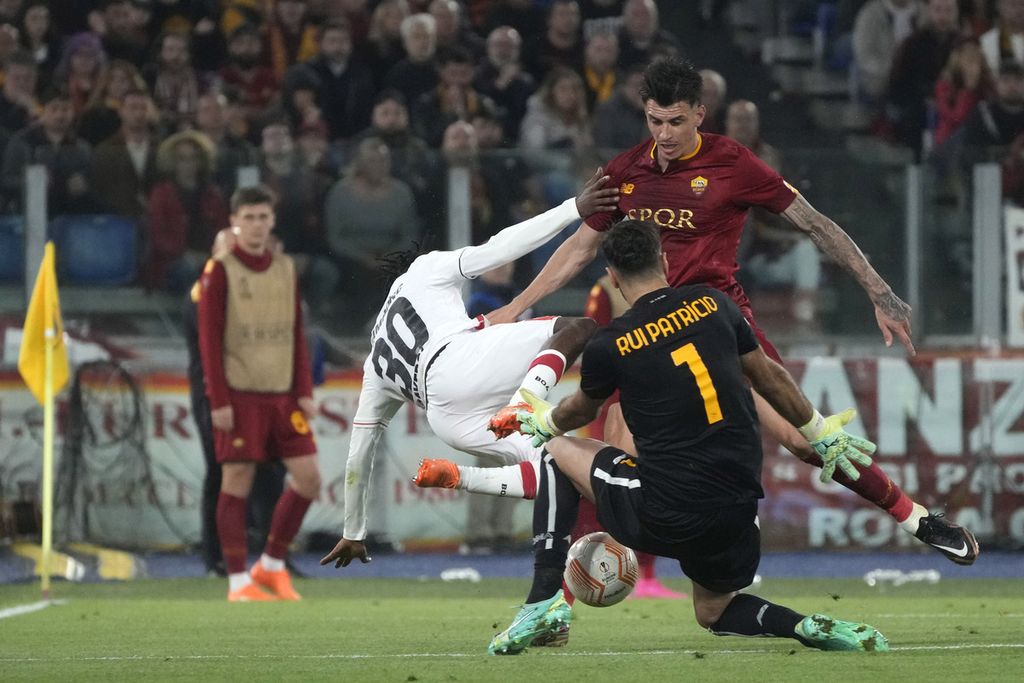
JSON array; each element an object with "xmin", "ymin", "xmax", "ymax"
[{"xmin": 360, "ymin": 198, "xmax": 580, "ymax": 411}]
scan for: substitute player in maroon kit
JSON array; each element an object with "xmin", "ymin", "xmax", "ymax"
[
  {"xmin": 198, "ymin": 184, "xmax": 322, "ymax": 601},
  {"xmin": 488, "ymin": 58, "xmax": 978, "ymax": 564}
]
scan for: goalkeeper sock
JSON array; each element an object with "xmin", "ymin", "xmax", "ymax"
[
  {"xmin": 511, "ymin": 350, "xmax": 566, "ymax": 405},
  {"xmin": 264, "ymin": 487, "xmax": 313, "ymax": 560},
  {"xmin": 898, "ymin": 502, "xmax": 929, "ymax": 535},
  {"xmin": 828, "ymin": 460, "xmax": 916, "ymax": 524},
  {"xmin": 457, "ymin": 460, "xmax": 539, "ymax": 499},
  {"xmin": 709, "ymin": 593, "xmax": 806, "ymax": 641},
  {"xmin": 216, "ymin": 492, "xmax": 248, "ymax": 575},
  {"xmin": 526, "ymin": 451, "xmax": 579, "ymax": 604}
]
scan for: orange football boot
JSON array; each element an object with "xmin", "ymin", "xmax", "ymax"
[
  {"xmin": 488, "ymin": 403, "xmax": 530, "ymax": 439},
  {"xmin": 250, "ymin": 562, "xmax": 302, "ymax": 601},
  {"xmin": 413, "ymin": 458, "xmax": 460, "ymax": 489},
  {"xmin": 227, "ymin": 582, "xmax": 277, "ymax": 602}
]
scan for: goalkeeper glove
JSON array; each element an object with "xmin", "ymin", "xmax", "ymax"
[
  {"xmin": 799, "ymin": 408, "xmax": 876, "ymax": 483},
  {"xmin": 515, "ymin": 389, "xmax": 563, "ymax": 447}
]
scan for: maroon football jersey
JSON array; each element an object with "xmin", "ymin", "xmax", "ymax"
[{"xmin": 588, "ymin": 133, "xmax": 798, "ymax": 311}]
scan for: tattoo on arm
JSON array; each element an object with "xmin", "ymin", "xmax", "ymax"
[{"xmin": 782, "ymin": 195, "xmax": 911, "ymax": 321}]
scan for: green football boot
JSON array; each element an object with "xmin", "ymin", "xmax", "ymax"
[
  {"xmin": 796, "ymin": 613, "xmax": 890, "ymax": 652},
  {"xmin": 488, "ymin": 590, "xmax": 572, "ymax": 655}
]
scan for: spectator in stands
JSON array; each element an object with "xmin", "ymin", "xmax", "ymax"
[
  {"xmin": 96, "ymin": 0, "xmax": 149, "ymax": 66},
  {"xmin": 934, "ymin": 37, "xmax": 990, "ymax": 148},
  {"xmin": 582, "ymin": 31, "xmax": 619, "ymax": 111},
  {"xmin": 699, "ymin": 68, "xmax": 727, "ymax": 134},
  {"xmin": 852, "ymin": 0, "xmax": 922, "ymax": 104},
  {"xmin": 351, "ymin": 88, "xmax": 433, "ymax": 215},
  {"xmin": 265, "ymin": 0, "xmax": 319, "ymax": 81},
  {"xmin": 980, "ymin": 0, "xmax": 1024, "ymax": 73},
  {"xmin": 525, "ymin": 0, "xmax": 584, "ymax": 81},
  {"xmin": 78, "ymin": 59, "xmax": 149, "ymax": 146},
  {"xmin": 324, "ymin": 136, "xmax": 420, "ymax": 260},
  {"xmin": 219, "ymin": 23, "xmax": 280, "ymax": 134},
  {"xmin": 592, "ymin": 62, "xmax": 647, "ymax": 151},
  {"xmin": 0, "ymin": 50, "xmax": 37, "ymax": 144},
  {"xmin": 17, "ymin": 0, "xmax": 59, "ymax": 84},
  {"xmin": 274, "ymin": 66, "xmax": 325, "ymax": 139},
  {"xmin": 55, "ymin": 31, "xmax": 106, "ymax": 116},
  {"xmin": 961, "ymin": 58, "xmax": 1024, "ymax": 150},
  {"xmin": 324, "ymin": 135, "xmax": 419, "ymax": 325},
  {"xmin": 469, "ymin": 109, "xmax": 534, "ymax": 240},
  {"xmin": 519, "ymin": 66, "xmax": 592, "ymax": 152},
  {"xmin": 294, "ymin": 20, "xmax": 374, "ymax": 141},
  {"xmin": 728, "ymin": 99, "xmax": 821, "ymax": 329},
  {"xmin": 474, "ymin": 25, "xmax": 535, "ymax": 144},
  {"xmin": 0, "ymin": 22, "xmax": 17, "ymax": 71},
  {"xmin": 412, "ymin": 44, "xmax": 491, "ymax": 147},
  {"xmin": 1, "ymin": 90, "xmax": 94, "ymax": 215},
  {"xmin": 888, "ymin": 0, "xmax": 962, "ymax": 157},
  {"xmin": 617, "ymin": 0, "xmax": 681, "ymax": 68},
  {"xmin": 362, "ymin": 0, "xmax": 409, "ymax": 87},
  {"xmin": 92, "ymin": 88, "xmax": 159, "ymax": 220},
  {"xmin": 147, "ymin": 31, "xmax": 204, "ymax": 131},
  {"xmin": 145, "ymin": 0, "xmax": 224, "ymax": 72},
  {"xmin": 384, "ymin": 13, "xmax": 439, "ymax": 106},
  {"xmin": 194, "ymin": 91, "xmax": 258, "ymax": 198},
  {"xmin": 144, "ymin": 130, "xmax": 229, "ymax": 292},
  {"xmin": 259, "ymin": 119, "xmax": 339, "ymax": 311},
  {"xmin": 431, "ymin": 0, "xmax": 484, "ymax": 57}
]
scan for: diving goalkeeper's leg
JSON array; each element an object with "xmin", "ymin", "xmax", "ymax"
[
  {"xmin": 695, "ymin": 584, "xmax": 889, "ymax": 653},
  {"xmin": 752, "ymin": 392, "xmax": 978, "ymax": 565}
]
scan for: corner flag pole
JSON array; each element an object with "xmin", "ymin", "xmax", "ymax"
[{"xmin": 41, "ymin": 324, "xmax": 55, "ymax": 598}]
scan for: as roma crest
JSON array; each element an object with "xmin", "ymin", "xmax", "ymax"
[{"xmin": 690, "ymin": 176, "xmax": 708, "ymax": 195}]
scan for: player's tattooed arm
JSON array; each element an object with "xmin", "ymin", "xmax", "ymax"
[{"xmin": 781, "ymin": 194, "xmax": 916, "ymax": 355}]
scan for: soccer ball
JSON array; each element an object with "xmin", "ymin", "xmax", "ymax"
[{"xmin": 563, "ymin": 531, "xmax": 639, "ymax": 607}]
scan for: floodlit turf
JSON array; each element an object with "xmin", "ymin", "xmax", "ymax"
[{"xmin": 1, "ymin": 577, "xmax": 1022, "ymax": 682}]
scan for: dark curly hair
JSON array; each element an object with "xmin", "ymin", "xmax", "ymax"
[
  {"xmin": 602, "ymin": 219, "xmax": 662, "ymax": 277},
  {"xmin": 639, "ymin": 57, "xmax": 703, "ymax": 107}
]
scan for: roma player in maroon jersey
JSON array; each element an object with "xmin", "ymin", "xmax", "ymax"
[{"xmin": 489, "ymin": 58, "xmax": 978, "ymax": 565}]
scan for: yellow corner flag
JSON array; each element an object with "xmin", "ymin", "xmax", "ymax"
[{"xmin": 18, "ymin": 241, "xmax": 69, "ymax": 403}]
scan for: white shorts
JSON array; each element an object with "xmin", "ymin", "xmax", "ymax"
[{"xmin": 424, "ymin": 318, "xmax": 558, "ymax": 465}]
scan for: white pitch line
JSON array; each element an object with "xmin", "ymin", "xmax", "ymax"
[
  {"xmin": 1, "ymin": 643, "xmax": 1022, "ymax": 663},
  {"xmin": 0, "ymin": 600, "xmax": 66, "ymax": 621}
]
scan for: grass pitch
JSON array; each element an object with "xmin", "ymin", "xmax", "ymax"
[{"xmin": 1, "ymin": 577, "xmax": 1022, "ymax": 682}]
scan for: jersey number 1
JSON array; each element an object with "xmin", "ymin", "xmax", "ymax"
[{"xmin": 670, "ymin": 343, "xmax": 723, "ymax": 424}]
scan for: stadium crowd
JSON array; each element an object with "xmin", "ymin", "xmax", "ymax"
[{"xmin": 0, "ymin": 0, "xmax": 1021, "ymax": 332}]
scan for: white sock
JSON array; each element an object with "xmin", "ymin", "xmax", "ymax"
[
  {"xmin": 259, "ymin": 553, "xmax": 285, "ymax": 572},
  {"xmin": 510, "ymin": 350, "xmax": 567, "ymax": 405},
  {"xmin": 898, "ymin": 502, "xmax": 928, "ymax": 535},
  {"xmin": 228, "ymin": 572, "xmax": 251, "ymax": 592},
  {"xmin": 457, "ymin": 460, "xmax": 540, "ymax": 499}
]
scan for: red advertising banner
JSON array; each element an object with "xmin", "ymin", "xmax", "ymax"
[{"xmin": 759, "ymin": 356, "xmax": 1024, "ymax": 550}]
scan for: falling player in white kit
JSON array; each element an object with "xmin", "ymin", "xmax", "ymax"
[{"xmin": 320, "ymin": 169, "xmax": 618, "ymax": 569}]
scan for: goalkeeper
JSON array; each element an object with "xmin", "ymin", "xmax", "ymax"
[{"xmin": 489, "ymin": 219, "xmax": 889, "ymax": 655}]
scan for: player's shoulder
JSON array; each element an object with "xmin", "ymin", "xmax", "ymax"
[
  {"xmin": 606, "ymin": 138, "xmax": 657, "ymax": 174},
  {"xmin": 700, "ymin": 132, "xmax": 750, "ymax": 163}
]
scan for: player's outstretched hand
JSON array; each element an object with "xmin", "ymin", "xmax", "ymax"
[
  {"xmin": 809, "ymin": 409, "xmax": 876, "ymax": 483},
  {"xmin": 515, "ymin": 389, "xmax": 563, "ymax": 447},
  {"xmin": 488, "ymin": 403, "xmax": 529, "ymax": 439},
  {"xmin": 320, "ymin": 538, "xmax": 372, "ymax": 569},
  {"xmin": 575, "ymin": 167, "xmax": 619, "ymax": 218},
  {"xmin": 874, "ymin": 296, "xmax": 916, "ymax": 356}
]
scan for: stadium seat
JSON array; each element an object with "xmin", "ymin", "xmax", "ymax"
[
  {"xmin": 0, "ymin": 214, "xmax": 24, "ymax": 282},
  {"xmin": 50, "ymin": 215, "xmax": 139, "ymax": 286}
]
